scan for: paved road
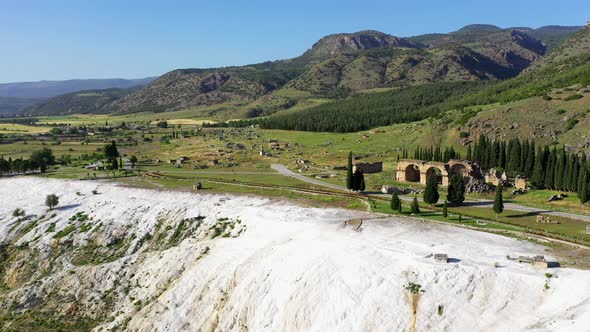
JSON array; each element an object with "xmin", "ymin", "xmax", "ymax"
[
  {"xmin": 271, "ymin": 164, "xmax": 590, "ymax": 222},
  {"xmin": 271, "ymin": 164, "xmax": 348, "ymax": 191}
]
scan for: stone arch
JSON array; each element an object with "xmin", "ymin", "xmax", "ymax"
[
  {"xmin": 404, "ymin": 164, "xmax": 421, "ymax": 182},
  {"xmin": 425, "ymin": 166, "xmax": 444, "ymax": 185}
]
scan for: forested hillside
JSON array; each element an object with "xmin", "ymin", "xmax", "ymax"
[{"xmin": 253, "ymin": 25, "xmax": 590, "ymax": 133}]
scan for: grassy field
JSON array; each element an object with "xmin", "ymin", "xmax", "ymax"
[
  {"xmin": 0, "ymin": 124, "xmax": 50, "ymax": 134},
  {"xmin": 0, "ymin": 141, "xmax": 104, "ymax": 159}
]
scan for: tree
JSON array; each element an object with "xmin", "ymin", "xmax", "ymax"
[
  {"xmin": 531, "ymin": 146, "xmax": 545, "ymax": 188},
  {"xmin": 359, "ymin": 172, "xmax": 366, "ymax": 192},
  {"xmin": 129, "ymin": 155, "xmax": 138, "ymax": 168},
  {"xmin": 45, "ymin": 194, "xmax": 59, "ymax": 210},
  {"xmin": 447, "ymin": 174, "xmax": 465, "ymax": 206},
  {"xmin": 352, "ymin": 169, "xmax": 364, "ymax": 192},
  {"xmin": 346, "ymin": 152, "xmax": 353, "ymax": 191},
  {"xmin": 579, "ymin": 169, "xmax": 589, "ymax": 204},
  {"xmin": 493, "ymin": 183, "xmax": 504, "ymax": 219},
  {"xmin": 410, "ymin": 196, "xmax": 420, "ymax": 214},
  {"xmin": 423, "ymin": 174, "xmax": 439, "ymax": 205},
  {"xmin": 104, "ymin": 141, "xmax": 119, "ymax": 160},
  {"xmin": 111, "ymin": 158, "xmax": 119, "ymax": 170},
  {"xmin": 30, "ymin": 148, "xmax": 55, "ymax": 173},
  {"xmin": 390, "ymin": 192, "xmax": 401, "ymax": 211},
  {"xmin": 442, "ymin": 200, "xmax": 448, "ymax": 218},
  {"xmin": 157, "ymin": 121, "xmax": 168, "ymax": 128},
  {"xmin": 554, "ymin": 147, "xmax": 566, "ymax": 190}
]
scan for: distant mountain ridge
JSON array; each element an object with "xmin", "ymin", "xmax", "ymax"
[
  {"xmin": 0, "ymin": 77, "xmax": 156, "ymax": 115},
  {"xmin": 19, "ymin": 23, "xmax": 584, "ymax": 116}
]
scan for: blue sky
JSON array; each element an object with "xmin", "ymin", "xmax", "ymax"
[{"xmin": 1, "ymin": 0, "xmax": 589, "ymax": 83}]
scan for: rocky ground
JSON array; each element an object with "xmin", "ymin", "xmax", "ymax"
[{"xmin": 0, "ymin": 177, "xmax": 589, "ymax": 331}]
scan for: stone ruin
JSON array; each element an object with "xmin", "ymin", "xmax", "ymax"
[
  {"xmin": 484, "ymin": 168, "xmax": 508, "ymax": 186},
  {"xmin": 547, "ymin": 193, "xmax": 568, "ymax": 202},
  {"xmin": 353, "ymin": 161, "xmax": 383, "ymax": 174},
  {"xmin": 514, "ymin": 175, "xmax": 527, "ymax": 191},
  {"xmin": 381, "ymin": 185, "xmax": 423, "ymax": 195},
  {"xmin": 536, "ymin": 215, "xmax": 560, "ymax": 224},
  {"xmin": 465, "ymin": 177, "xmax": 495, "ymax": 193},
  {"xmin": 395, "ymin": 159, "xmax": 482, "ymax": 187}
]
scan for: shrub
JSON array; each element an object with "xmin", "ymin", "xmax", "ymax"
[
  {"xmin": 564, "ymin": 94, "xmax": 583, "ymax": 101},
  {"xmin": 557, "ymin": 109, "xmax": 566, "ymax": 115},
  {"xmin": 405, "ymin": 282, "xmax": 424, "ymax": 294},
  {"xmin": 12, "ymin": 208, "xmax": 25, "ymax": 218},
  {"xmin": 459, "ymin": 131, "xmax": 470, "ymax": 138},
  {"xmin": 565, "ymin": 119, "xmax": 579, "ymax": 130},
  {"xmin": 542, "ymin": 95, "xmax": 552, "ymax": 100}
]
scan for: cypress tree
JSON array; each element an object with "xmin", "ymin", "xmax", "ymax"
[
  {"xmin": 442, "ymin": 200, "xmax": 448, "ymax": 218},
  {"xmin": 391, "ymin": 192, "xmax": 401, "ymax": 211},
  {"xmin": 579, "ymin": 169, "xmax": 588, "ymax": 204},
  {"xmin": 508, "ymin": 139, "xmax": 521, "ymax": 173},
  {"xmin": 531, "ymin": 146, "xmax": 545, "ymax": 188},
  {"xmin": 578, "ymin": 155, "xmax": 587, "ymax": 194},
  {"xmin": 492, "ymin": 141, "xmax": 501, "ymax": 168},
  {"xmin": 571, "ymin": 154, "xmax": 580, "ymax": 192},
  {"xmin": 351, "ymin": 169, "xmax": 365, "ymax": 192},
  {"xmin": 520, "ymin": 140, "xmax": 528, "ymax": 173},
  {"xmin": 346, "ymin": 152, "xmax": 353, "ymax": 191},
  {"xmin": 111, "ymin": 158, "xmax": 118, "ymax": 170},
  {"xmin": 359, "ymin": 172, "xmax": 366, "ymax": 192},
  {"xmin": 493, "ymin": 183, "xmax": 504, "ymax": 220},
  {"xmin": 545, "ymin": 147, "xmax": 556, "ymax": 189},
  {"xmin": 466, "ymin": 145, "xmax": 472, "ymax": 161},
  {"xmin": 423, "ymin": 174, "xmax": 440, "ymax": 205},
  {"xmin": 555, "ymin": 147, "xmax": 566, "ymax": 190},
  {"xmin": 447, "ymin": 174, "xmax": 466, "ymax": 206},
  {"xmin": 499, "ymin": 141, "xmax": 507, "ymax": 169},
  {"xmin": 525, "ymin": 141, "xmax": 535, "ymax": 177},
  {"xmin": 410, "ymin": 196, "xmax": 420, "ymax": 214}
]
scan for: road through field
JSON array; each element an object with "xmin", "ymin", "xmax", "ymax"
[{"xmin": 271, "ymin": 164, "xmax": 590, "ymax": 222}]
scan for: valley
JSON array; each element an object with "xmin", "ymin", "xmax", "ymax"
[{"xmin": 2, "ymin": 16, "xmax": 590, "ymax": 332}]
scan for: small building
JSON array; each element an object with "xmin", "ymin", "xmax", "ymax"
[
  {"xmin": 167, "ymin": 159, "xmax": 177, "ymax": 164},
  {"xmin": 353, "ymin": 161, "xmax": 383, "ymax": 174},
  {"xmin": 193, "ymin": 182, "xmax": 203, "ymax": 190},
  {"xmin": 485, "ymin": 168, "xmax": 508, "ymax": 186},
  {"xmin": 207, "ymin": 159, "xmax": 219, "ymax": 167},
  {"xmin": 85, "ymin": 161, "xmax": 105, "ymax": 171},
  {"xmin": 514, "ymin": 175, "xmax": 527, "ymax": 191},
  {"xmin": 434, "ymin": 253, "xmax": 448, "ymax": 263},
  {"xmin": 517, "ymin": 255, "xmax": 550, "ymax": 268}
]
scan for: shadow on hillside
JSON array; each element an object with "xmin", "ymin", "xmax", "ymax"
[{"xmin": 57, "ymin": 204, "xmax": 81, "ymax": 211}]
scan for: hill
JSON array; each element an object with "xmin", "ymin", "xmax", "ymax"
[
  {"xmin": 111, "ymin": 27, "xmax": 555, "ymax": 115},
  {"xmin": 23, "ymin": 87, "xmax": 141, "ymax": 116},
  {"xmin": 252, "ymin": 24, "xmax": 590, "ymax": 134},
  {"xmin": 0, "ymin": 77, "xmax": 156, "ymax": 99},
  {"xmin": 21, "ymin": 24, "xmax": 582, "ymax": 117},
  {"xmin": 0, "ymin": 77, "xmax": 156, "ymax": 115}
]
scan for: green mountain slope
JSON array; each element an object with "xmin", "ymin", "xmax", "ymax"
[
  {"xmin": 23, "ymin": 24, "xmax": 582, "ymax": 116},
  {"xmin": 24, "ymin": 88, "xmax": 139, "ymax": 115},
  {"xmin": 252, "ymin": 24, "xmax": 590, "ymax": 133}
]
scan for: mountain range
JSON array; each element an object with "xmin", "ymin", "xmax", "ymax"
[
  {"xmin": 4, "ymin": 24, "xmax": 586, "ymax": 117},
  {"xmin": 0, "ymin": 77, "xmax": 156, "ymax": 115}
]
